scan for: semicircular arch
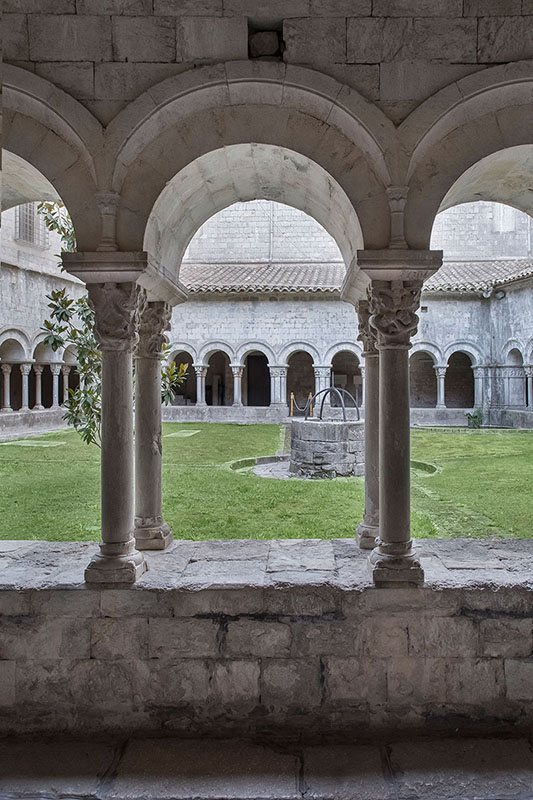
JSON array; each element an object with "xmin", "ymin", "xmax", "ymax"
[
  {"xmin": 198, "ymin": 341, "xmax": 235, "ymax": 365},
  {"xmin": 323, "ymin": 342, "xmax": 362, "ymax": 365},
  {"xmin": 0, "ymin": 328, "xmax": 31, "ymax": 360},
  {"xmin": 236, "ymin": 341, "xmax": 276, "ymax": 366},
  {"xmin": 444, "ymin": 341, "xmax": 483, "ymax": 366},
  {"xmin": 279, "ymin": 341, "xmax": 321, "ymax": 365},
  {"xmin": 168, "ymin": 343, "xmax": 198, "ymax": 364},
  {"xmin": 410, "ymin": 341, "xmax": 443, "ymax": 364}
]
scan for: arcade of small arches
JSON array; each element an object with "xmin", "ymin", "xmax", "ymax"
[{"xmin": 0, "ymin": 333, "xmax": 79, "ymax": 413}]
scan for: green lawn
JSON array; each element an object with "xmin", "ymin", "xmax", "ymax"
[{"xmin": 0, "ymin": 423, "xmax": 531, "ymax": 541}]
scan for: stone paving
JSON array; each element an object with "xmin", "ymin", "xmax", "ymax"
[
  {"xmin": 2, "ymin": 537, "xmax": 533, "ymax": 591},
  {"xmin": 1, "ymin": 736, "xmax": 533, "ymax": 799}
]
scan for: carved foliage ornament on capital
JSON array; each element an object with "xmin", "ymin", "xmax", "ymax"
[
  {"xmin": 368, "ymin": 280, "xmax": 422, "ymax": 349},
  {"xmin": 137, "ymin": 300, "xmax": 172, "ymax": 359},
  {"xmin": 88, "ymin": 282, "xmax": 143, "ymax": 352},
  {"xmin": 357, "ymin": 299, "xmax": 378, "ymax": 355}
]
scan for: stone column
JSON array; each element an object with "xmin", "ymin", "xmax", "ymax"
[
  {"xmin": 356, "ymin": 301, "xmax": 379, "ymax": 550},
  {"xmin": 367, "ymin": 279, "xmax": 426, "ymax": 585},
  {"xmin": 314, "ymin": 366, "xmax": 331, "ymax": 395},
  {"xmin": 1, "ymin": 365, "xmax": 12, "ymax": 412},
  {"xmin": 473, "ymin": 366, "xmax": 484, "ymax": 407},
  {"xmin": 134, "ymin": 300, "xmax": 173, "ymax": 551},
  {"xmin": 359, "ymin": 364, "xmax": 365, "ymax": 409},
  {"xmin": 84, "ymin": 282, "xmax": 146, "ymax": 584},
  {"xmin": 269, "ymin": 366, "xmax": 287, "ymax": 405},
  {"xmin": 526, "ymin": 367, "xmax": 533, "ymax": 409},
  {"xmin": 50, "ymin": 364, "xmax": 61, "ymax": 408},
  {"xmin": 61, "ymin": 365, "xmax": 71, "ymax": 404},
  {"xmin": 33, "ymin": 365, "xmax": 44, "ymax": 410},
  {"xmin": 231, "ymin": 364, "xmax": 244, "ymax": 406},
  {"xmin": 195, "ymin": 365, "xmax": 207, "ymax": 406},
  {"xmin": 20, "ymin": 363, "xmax": 31, "ymax": 411},
  {"xmin": 434, "ymin": 366, "xmax": 447, "ymax": 409}
]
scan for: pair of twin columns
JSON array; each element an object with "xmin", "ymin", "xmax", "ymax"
[{"xmin": 64, "ymin": 249, "xmax": 442, "ymax": 587}]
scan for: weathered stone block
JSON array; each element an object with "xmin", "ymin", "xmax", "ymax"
[
  {"xmin": 261, "ymin": 659, "xmax": 321, "ymax": 708},
  {"xmin": 347, "ymin": 17, "xmax": 477, "ymax": 63},
  {"xmin": 112, "ymin": 16, "xmax": 176, "ymax": 62},
  {"xmin": 325, "ymin": 657, "xmax": 387, "ymax": 703},
  {"xmin": 148, "ymin": 617, "xmax": 218, "ymax": 658},
  {"xmin": 34, "ymin": 62, "xmax": 95, "ymax": 100},
  {"xmin": 446, "ymin": 659, "xmax": 504, "ymax": 705},
  {"xmin": 225, "ymin": 0, "xmax": 308, "ymax": 17},
  {"xmin": 283, "ymin": 18, "xmax": 346, "ymax": 66},
  {"xmin": 95, "ymin": 63, "xmax": 188, "ymax": 100},
  {"xmin": 225, "ymin": 619, "xmax": 291, "ymax": 657},
  {"xmin": 5, "ymin": 0, "xmax": 74, "ymax": 11},
  {"xmin": 505, "ymin": 659, "xmax": 533, "ymax": 700},
  {"xmin": 267, "ymin": 540, "xmax": 335, "ymax": 573},
  {"xmin": 169, "ymin": 588, "xmax": 264, "ymax": 617},
  {"xmin": 28, "ymin": 14, "xmax": 112, "ymax": 61},
  {"xmin": 149, "ymin": 659, "xmax": 211, "ymax": 705},
  {"xmin": 101, "ymin": 589, "xmax": 171, "ymax": 618},
  {"xmin": 155, "ymin": 0, "xmax": 222, "ymax": 13},
  {"xmin": 360, "ymin": 617, "xmax": 409, "ymax": 657},
  {"xmin": 478, "ymin": 17, "xmax": 533, "ymax": 62},
  {"xmin": 0, "ymin": 591, "xmax": 31, "ymax": 616},
  {"xmin": 379, "ymin": 60, "xmax": 483, "ymax": 106},
  {"xmin": 464, "ymin": 0, "xmax": 521, "ymax": 14},
  {"xmin": 311, "ymin": 0, "xmax": 370, "ymax": 13},
  {"xmin": 408, "ymin": 616, "xmax": 479, "ymax": 657},
  {"xmin": 292, "ymin": 620, "xmax": 359, "ymax": 657},
  {"xmin": 90, "ymin": 618, "xmax": 147, "ymax": 660},
  {"xmin": 387, "ymin": 657, "xmax": 446, "ymax": 704},
  {"xmin": 0, "ymin": 662, "xmax": 16, "ymax": 706},
  {"xmin": 78, "ymin": 0, "xmax": 152, "ymax": 12},
  {"xmin": 3, "ymin": 14, "xmax": 29, "ymax": 60},
  {"xmin": 263, "ymin": 585, "xmax": 340, "ymax": 617},
  {"xmin": 179, "ymin": 17, "xmax": 248, "ymax": 62},
  {"xmin": 0, "ymin": 617, "xmax": 63, "ymax": 660},
  {"xmin": 61, "ymin": 619, "xmax": 91, "ymax": 658},
  {"xmin": 373, "ymin": 0, "xmax": 462, "ymax": 15},
  {"xmin": 211, "ymin": 660, "xmax": 260, "ymax": 705},
  {"xmin": 32, "ymin": 589, "xmax": 100, "ymax": 617},
  {"xmin": 480, "ymin": 619, "xmax": 533, "ymax": 658}
]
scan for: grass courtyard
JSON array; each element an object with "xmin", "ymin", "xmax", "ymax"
[{"xmin": 0, "ymin": 423, "xmax": 531, "ymax": 541}]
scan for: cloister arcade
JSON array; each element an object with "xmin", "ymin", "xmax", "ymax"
[{"xmin": 4, "ymin": 57, "xmax": 533, "ymax": 590}]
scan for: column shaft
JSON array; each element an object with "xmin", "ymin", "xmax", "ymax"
[
  {"xmin": 435, "ymin": 367, "xmax": 446, "ymax": 409},
  {"xmin": 195, "ymin": 365, "xmax": 207, "ymax": 406},
  {"xmin": 20, "ymin": 364, "xmax": 31, "ymax": 411},
  {"xmin": 50, "ymin": 365, "xmax": 61, "ymax": 408},
  {"xmin": 231, "ymin": 365, "xmax": 243, "ymax": 406},
  {"xmin": 62, "ymin": 366, "xmax": 71, "ymax": 404},
  {"xmin": 357, "ymin": 352, "xmax": 379, "ymax": 549},
  {"xmin": 134, "ymin": 301, "xmax": 173, "ymax": 550},
  {"xmin": 1, "ymin": 366, "xmax": 12, "ymax": 412},
  {"xmin": 33, "ymin": 366, "xmax": 44, "ymax": 410}
]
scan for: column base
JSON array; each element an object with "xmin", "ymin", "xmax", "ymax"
[
  {"xmin": 134, "ymin": 517, "xmax": 174, "ymax": 550},
  {"xmin": 232, "ymin": 401, "xmax": 243, "ymax": 407},
  {"xmin": 369, "ymin": 543, "xmax": 424, "ymax": 587},
  {"xmin": 356, "ymin": 521, "xmax": 379, "ymax": 550},
  {"xmin": 33, "ymin": 404, "xmax": 44, "ymax": 411},
  {"xmin": 85, "ymin": 547, "xmax": 146, "ymax": 584},
  {"xmin": 0, "ymin": 408, "xmax": 13, "ymax": 413}
]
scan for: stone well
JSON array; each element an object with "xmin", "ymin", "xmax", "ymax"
[{"xmin": 289, "ymin": 418, "xmax": 365, "ymax": 478}]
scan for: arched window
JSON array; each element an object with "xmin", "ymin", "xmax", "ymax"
[
  {"xmin": 287, "ymin": 351, "xmax": 314, "ymax": 411},
  {"xmin": 171, "ymin": 351, "xmax": 196, "ymax": 405},
  {"xmin": 410, "ymin": 352, "xmax": 437, "ymax": 408},
  {"xmin": 445, "ymin": 352, "xmax": 474, "ymax": 408},
  {"xmin": 331, "ymin": 351, "xmax": 361, "ymax": 406},
  {"xmin": 243, "ymin": 352, "xmax": 270, "ymax": 407},
  {"xmin": 205, "ymin": 351, "xmax": 233, "ymax": 406}
]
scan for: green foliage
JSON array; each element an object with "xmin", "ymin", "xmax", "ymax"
[
  {"xmin": 465, "ymin": 408, "xmax": 484, "ymax": 428},
  {"xmin": 38, "ymin": 204, "xmax": 186, "ymax": 445}
]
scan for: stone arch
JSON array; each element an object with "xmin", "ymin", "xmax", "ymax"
[
  {"xmin": 3, "ymin": 65, "xmax": 102, "ymax": 249},
  {"xmin": 330, "ymin": 349, "xmax": 362, "ymax": 407},
  {"xmin": 443, "ymin": 341, "xmax": 483, "ymax": 367},
  {"xmin": 410, "ymin": 342, "xmax": 442, "ymax": 365},
  {"xmin": 323, "ymin": 342, "xmax": 362, "ymax": 365},
  {"xmin": 168, "ymin": 342, "xmax": 198, "ymax": 364},
  {"xmin": 32, "ymin": 338, "xmax": 60, "ymax": 364},
  {"xmin": 410, "ymin": 351, "xmax": 438, "ymax": 408},
  {"xmin": 170, "ymin": 349, "xmax": 196, "ymax": 406},
  {"xmin": 108, "ymin": 62, "xmax": 394, "ymax": 271},
  {"xmin": 445, "ymin": 351, "xmax": 475, "ymax": 409},
  {"xmin": 278, "ymin": 341, "xmax": 321, "ymax": 365},
  {"xmin": 526, "ymin": 335, "xmax": 533, "ymax": 364},
  {"xmin": 0, "ymin": 329, "xmax": 31, "ymax": 361},
  {"xmin": 502, "ymin": 340, "xmax": 525, "ymax": 365},
  {"xmin": 235, "ymin": 341, "xmax": 275, "ymax": 366},
  {"xmin": 402, "ymin": 63, "xmax": 533, "ymax": 248},
  {"xmin": 205, "ymin": 349, "xmax": 233, "ymax": 406},
  {"xmin": 198, "ymin": 341, "xmax": 235, "ymax": 365}
]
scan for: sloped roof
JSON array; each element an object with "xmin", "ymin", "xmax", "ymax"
[
  {"xmin": 180, "ymin": 258, "xmax": 533, "ymax": 295},
  {"xmin": 180, "ymin": 261, "xmax": 344, "ymax": 293},
  {"xmin": 424, "ymin": 259, "xmax": 533, "ymax": 292}
]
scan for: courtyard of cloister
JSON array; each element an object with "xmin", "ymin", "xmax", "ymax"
[{"xmin": 3, "ymin": 2, "xmax": 533, "ymax": 796}]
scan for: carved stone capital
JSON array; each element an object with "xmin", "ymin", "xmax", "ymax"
[
  {"xmin": 136, "ymin": 300, "xmax": 172, "ymax": 359},
  {"xmin": 50, "ymin": 363, "xmax": 62, "ymax": 377},
  {"xmin": 61, "ymin": 365, "xmax": 71, "ymax": 376},
  {"xmin": 88, "ymin": 282, "xmax": 142, "ymax": 353},
  {"xmin": 1, "ymin": 364, "xmax": 11, "ymax": 376},
  {"xmin": 525, "ymin": 366, "xmax": 533, "ymax": 378},
  {"xmin": 434, "ymin": 366, "xmax": 447, "ymax": 378},
  {"xmin": 314, "ymin": 366, "xmax": 331, "ymax": 379},
  {"xmin": 194, "ymin": 365, "xmax": 207, "ymax": 378},
  {"xmin": 357, "ymin": 299, "xmax": 378, "ymax": 355},
  {"xmin": 19, "ymin": 363, "xmax": 32, "ymax": 376},
  {"xmin": 368, "ymin": 279, "xmax": 422, "ymax": 349},
  {"xmin": 33, "ymin": 364, "xmax": 44, "ymax": 376},
  {"xmin": 231, "ymin": 365, "xmax": 244, "ymax": 377}
]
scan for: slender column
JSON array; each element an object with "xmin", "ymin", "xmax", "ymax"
[
  {"xmin": 504, "ymin": 368, "xmax": 511, "ymax": 408},
  {"xmin": 434, "ymin": 366, "xmax": 447, "ymax": 409},
  {"xmin": 50, "ymin": 364, "xmax": 61, "ymax": 408},
  {"xmin": 61, "ymin": 365, "xmax": 71, "ymax": 404},
  {"xmin": 314, "ymin": 366, "xmax": 331, "ymax": 395},
  {"xmin": 134, "ymin": 300, "xmax": 173, "ymax": 551},
  {"xmin": 473, "ymin": 366, "xmax": 484, "ymax": 407},
  {"xmin": 20, "ymin": 363, "xmax": 31, "ymax": 411},
  {"xmin": 356, "ymin": 301, "xmax": 379, "ymax": 550},
  {"xmin": 269, "ymin": 366, "xmax": 287, "ymax": 405},
  {"xmin": 194, "ymin": 364, "xmax": 207, "ymax": 406},
  {"xmin": 526, "ymin": 367, "xmax": 533, "ymax": 409},
  {"xmin": 84, "ymin": 281, "xmax": 146, "ymax": 584},
  {"xmin": 1, "ymin": 365, "xmax": 12, "ymax": 412},
  {"xmin": 359, "ymin": 364, "xmax": 365, "ymax": 409},
  {"xmin": 33, "ymin": 365, "xmax": 44, "ymax": 410},
  {"xmin": 368, "ymin": 277, "xmax": 432, "ymax": 586},
  {"xmin": 231, "ymin": 364, "xmax": 244, "ymax": 406}
]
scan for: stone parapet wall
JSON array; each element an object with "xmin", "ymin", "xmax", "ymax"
[
  {"xmin": 0, "ymin": 408, "xmax": 67, "ymax": 438},
  {"xmin": 1, "ymin": 539, "xmax": 533, "ymax": 740},
  {"xmin": 289, "ymin": 419, "xmax": 365, "ymax": 478}
]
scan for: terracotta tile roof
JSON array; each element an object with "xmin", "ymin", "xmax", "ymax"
[
  {"xmin": 180, "ymin": 258, "xmax": 533, "ymax": 295},
  {"xmin": 180, "ymin": 261, "xmax": 344, "ymax": 293},
  {"xmin": 424, "ymin": 259, "xmax": 533, "ymax": 292}
]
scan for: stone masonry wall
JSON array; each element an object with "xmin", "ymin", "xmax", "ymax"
[
  {"xmin": 2, "ymin": 539, "xmax": 533, "ymax": 740},
  {"xmin": 290, "ymin": 419, "xmax": 365, "ymax": 478},
  {"xmin": 7, "ymin": 3, "xmax": 533, "ymax": 126}
]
